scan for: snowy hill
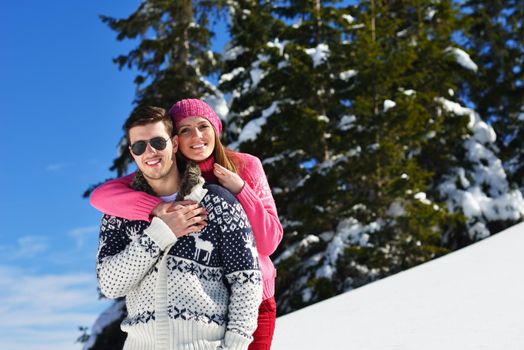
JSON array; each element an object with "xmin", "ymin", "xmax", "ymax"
[{"xmin": 272, "ymin": 222, "xmax": 524, "ymax": 350}]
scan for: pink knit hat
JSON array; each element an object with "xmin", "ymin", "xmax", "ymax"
[{"xmin": 169, "ymin": 99, "xmax": 222, "ymax": 135}]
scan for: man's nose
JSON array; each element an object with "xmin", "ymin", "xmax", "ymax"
[{"xmin": 145, "ymin": 142, "xmax": 158, "ymax": 154}]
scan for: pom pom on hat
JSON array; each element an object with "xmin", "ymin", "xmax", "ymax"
[{"xmin": 169, "ymin": 99, "xmax": 222, "ymax": 135}]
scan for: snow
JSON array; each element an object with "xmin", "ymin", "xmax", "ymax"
[
  {"xmin": 205, "ymin": 50, "xmax": 216, "ymax": 65},
  {"xmin": 368, "ymin": 143, "xmax": 379, "ymax": 151},
  {"xmin": 347, "ymin": 145, "xmax": 361, "ymax": 157},
  {"xmin": 301, "ymin": 287, "xmax": 314, "ymax": 302},
  {"xmin": 250, "ymin": 67, "xmax": 265, "ymax": 88},
  {"xmin": 249, "ymin": 54, "xmax": 270, "ymax": 88},
  {"xmin": 436, "ymin": 97, "xmax": 524, "ymax": 238},
  {"xmin": 277, "ymin": 61, "xmax": 289, "ymax": 69},
  {"xmin": 262, "ymin": 149, "xmax": 305, "ymax": 166},
  {"xmin": 339, "ymin": 69, "xmax": 358, "ymax": 81},
  {"xmin": 203, "ymin": 93, "xmax": 228, "ymax": 120},
  {"xmin": 425, "ymin": 130, "xmax": 436, "ymax": 139},
  {"xmin": 295, "ymin": 174, "xmax": 311, "ymax": 188},
  {"xmin": 386, "ymin": 200, "xmax": 406, "ymax": 217},
  {"xmin": 383, "ymin": 99, "xmax": 396, "ymax": 111},
  {"xmin": 445, "ymin": 47, "xmax": 478, "ymax": 72},
  {"xmin": 349, "ymin": 23, "xmax": 365, "ymax": 30},
  {"xmin": 292, "ymin": 19, "xmax": 303, "ymax": 29},
  {"xmin": 274, "ymin": 235, "xmax": 320, "ymax": 265},
  {"xmin": 219, "ymin": 67, "xmax": 245, "ymax": 84},
  {"xmin": 262, "ymin": 153, "xmax": 285, "ymax": 165},
  {"xmin": 468, "ymin": 221, "xmax": 490, "ymax": 240},
  {"xmin": 459, "ymin": 186, "xmax": 524, "ymax": 222},
  {"xmin": 426, "ymin": 8, "xmax": 437, "ymax": 20},
  {"xmin": 223, "ymin": 45, "xmax": 247, "ymax": 61},
  {"xmin": 342, "ymin": 14, "xmax": 355, "ymax": 24},
  {"xmin": 304, "ymin": 43, "xmax": 330, "ymax": 67},
  {"xmin": 396, "ymin": 28, "xmax": 409, "ymax": 37},
  {"xmin": 318, "ymin": 154, "xmax": 347, "ymax": 173},
  {"xmin": 316, "ymin": 218, "xmax": 379, "ymax": 279},
  {"xmin": 273, "ymin": 222, "xmax": 524, "ymax": 350},
  {"xmin": 414, "ymin": 192, "xmax": 431, "ymax": 205},
  {"xmin": 337, "ymin": 115, "xmax": 356, "ymax": 131},
  {"xmin": 317, "ymin": 115, "xmax": 329, "ymax": 123},
  {"xmin": 235, "ymin": 102, "xmax": 280, "ymax": 144},
  {"xmin": 267, "ymin": 38, "xmax": 287, "ymax": 56},
  {"xmin": 236, "ymin": 106, "xmax": 256, "ymax": 118}
]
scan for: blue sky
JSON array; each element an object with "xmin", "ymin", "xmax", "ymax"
[{"xmin": 0, "ymin": 1, "xmax": 226, "ymax": 349}]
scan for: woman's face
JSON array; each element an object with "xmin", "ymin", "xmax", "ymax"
[{"xmin": 176, "ymin": 116, "xmax": 216, "ymax": 162}]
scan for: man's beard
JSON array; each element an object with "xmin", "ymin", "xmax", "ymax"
[{"xmin": 142, "ymin": 156, "xmax": 175, "ymax": 181}]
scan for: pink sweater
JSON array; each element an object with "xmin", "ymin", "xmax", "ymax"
[{"xmin": 90, "ymin": 152, "xmax": 283, "ymax": 301}]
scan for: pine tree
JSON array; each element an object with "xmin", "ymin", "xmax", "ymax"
[
  {"xmin": 86, "ymin": 1, "xmax": 524, "ymax": 341},
  {"xmin": 219, "ymin": 0, "xmax": 282, "ymax": 143},
  {"xmin": 221, "ymin": 0, "xmax": 523, "ymax": 315},
  {"xmin": 273, "ymin": 0, "xmax": 469, "ymax": 313},
  {"xmin": 100, "ymin": 0, "xmax": 226, "ymax": 176},
  {"xmin": 83, "ymin": 1, "xmax": 225, "ymax": 348},
  {"xmin": 220, "ymin": 0, "xmax": 361, "ymax": 312},
  {"xmin": 461, "ymin": 0, "xmax": 524, "ymax": 188}
]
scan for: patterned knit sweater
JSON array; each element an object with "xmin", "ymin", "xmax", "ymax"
[
  {"xmin": 96, "ymin": 183, "xmax": 263, "ymax": 350},
  {"xmin": 90, "ymin": 153, "xmax": 283, "ymax": 302}
]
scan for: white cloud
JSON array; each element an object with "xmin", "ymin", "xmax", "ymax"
[
  {"xmin": 0, "ymin": 265, "xmax": 108, "ymax": 350},
  {"xmin": 45, "ymin": 162, "xmax": 72, "ymax": 172},
  {"xmin": 0, "ymin": 235, "xmax": 48, "ymax": 260},
  {"xmin": 69, "ymin": 226, "xmax": 99, "ymax": 249}
]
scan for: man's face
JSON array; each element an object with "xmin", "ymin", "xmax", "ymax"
[{"xmin": 128, "ymin": 121, "xmax": 178, "ymax": 181}]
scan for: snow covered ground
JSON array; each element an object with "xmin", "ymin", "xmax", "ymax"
[{"xmin": 272, "ymin": 222, "xmax": 524, "ymax": 350}]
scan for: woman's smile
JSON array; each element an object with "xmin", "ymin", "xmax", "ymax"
[{"xmin": 177, "ymin": 116, "xmax": 216, "ymax": 162}]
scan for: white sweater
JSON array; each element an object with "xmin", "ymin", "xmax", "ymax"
[{"xmin": 96, "ymin": 184, "xmax": 263, "ymax": 350}]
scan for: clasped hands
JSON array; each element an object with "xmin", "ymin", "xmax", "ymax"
[
  {"xmin": 153, "ymin": 201, "xmax": 208, "ymax": 238},
  {"xmin": 153, "ymin": 164, "xmax": 245, "ymax": 238}
]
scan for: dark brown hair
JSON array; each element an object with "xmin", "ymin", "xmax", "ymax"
[{"xmin": 124, "ymin": 106, "xmax": 173, "ymax": 141}]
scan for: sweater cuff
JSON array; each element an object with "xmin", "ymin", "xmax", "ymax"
[
  {"xmin": 131, "ymin": 196, "xmax": 163, "ymax": 222},
  {"xmin": 222, "ymin": 331, "xmax": 253, "ymax": 350},
  {"xmin": 235, "ymin": 182, "xmax": 255, "ymax": 207},
  {"xmin": 143, "ymin": 217, "xmax": 177, "ymax": 250}
]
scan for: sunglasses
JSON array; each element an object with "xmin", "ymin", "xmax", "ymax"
[{"xmin": 130, "ymin": 137, "xmax": 169, "ymax": 156}]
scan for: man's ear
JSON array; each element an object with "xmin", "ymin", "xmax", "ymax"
[{"xmin": 171, "ymin": 135, "xmax": 178, "ymax": 154}]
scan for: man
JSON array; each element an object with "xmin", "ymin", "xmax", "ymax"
[{"xmin": 95, "ymin": 106, "xmax": 262, "ymax": 350}]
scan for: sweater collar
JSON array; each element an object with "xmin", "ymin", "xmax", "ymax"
[{"xmin": 198, "ymin": 156, "xmax": 217, "ymax": 183}]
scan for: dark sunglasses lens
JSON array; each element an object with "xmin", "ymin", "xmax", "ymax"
[
  {"xmin": 150, "ymin": 137, "xmax": 167, "ymax": 150},
  {"xmin": 131, "ymin": 141, "xmax": 147, "ymax": 156}
]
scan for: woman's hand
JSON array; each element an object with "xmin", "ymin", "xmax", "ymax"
[
  {"xmin": 213, "ymin": 163, "xmax": 245, "ymax": 194},
  {"xmin": 152, "ymin": 201, "xmax": 207, "ymax": 238}
]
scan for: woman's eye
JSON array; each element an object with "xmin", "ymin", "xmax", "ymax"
[
  {"xmin": 179, "ymin": 128, "xmax": 188, "ymax": 134},
  {"xmin": 199, "ymin": 125, "xmax": 209, "ymax": 130}
]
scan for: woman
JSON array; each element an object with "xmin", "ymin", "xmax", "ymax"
[{"xmin": 90, "ymin": 98, "xmax": 283, "ymax": 350}]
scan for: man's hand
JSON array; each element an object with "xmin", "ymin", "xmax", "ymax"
[
  {"xmin": 213, "ymin": 163, "xmax": 245, "ymax": 194},
  {"xmin": 153, "ymin": 201, "xmax": 207, "ymax": 238}
]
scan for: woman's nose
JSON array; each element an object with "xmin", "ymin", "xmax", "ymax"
[{"xmin": 192, "ymin": 128, "xmax": 202, "ymax": 137}]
